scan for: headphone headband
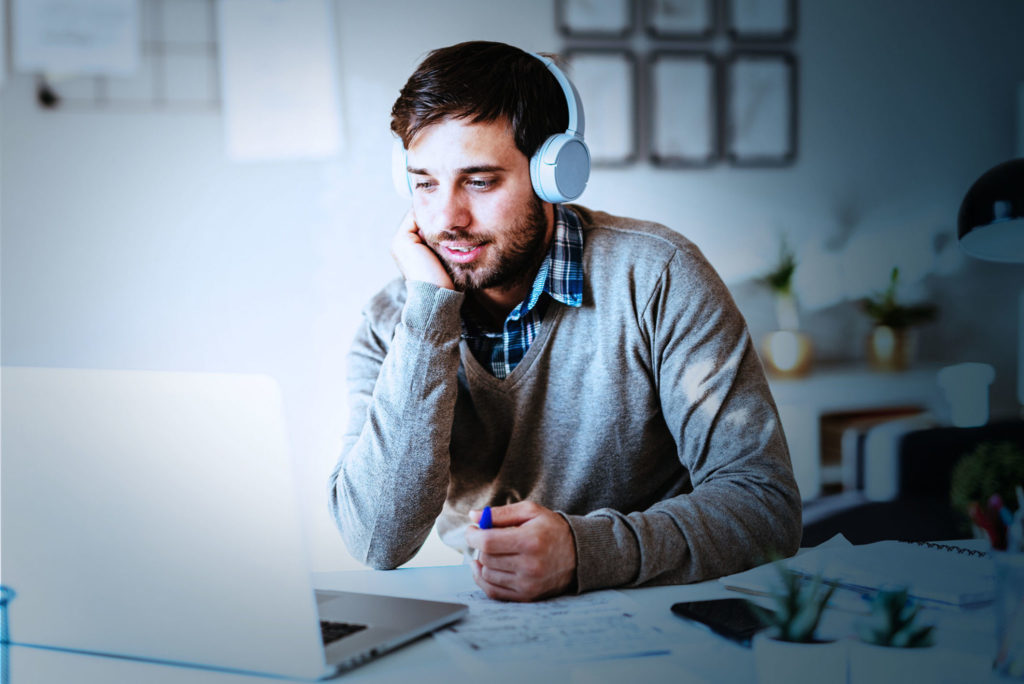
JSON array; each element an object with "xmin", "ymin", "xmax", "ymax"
[{"xmin": 528, "ymin": 52, "xmax": 586, "ymax": 138}]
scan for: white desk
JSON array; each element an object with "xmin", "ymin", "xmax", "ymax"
[{"xmin": 3, "ymin": 561, "xmax": 1003, "ymax": 683}]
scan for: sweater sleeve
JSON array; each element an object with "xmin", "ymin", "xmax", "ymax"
[
  {"xmin": 328, "ymin": 280, "xmax": 465, "ymax": 569},
  {"xmin": 564, "ymin": 248, "xmax": 802, "ymax": 592}
]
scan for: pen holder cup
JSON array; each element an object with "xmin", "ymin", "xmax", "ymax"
[{"xmin": 994, "ymin": 552, "xmax": 1024, "ymax": 678}]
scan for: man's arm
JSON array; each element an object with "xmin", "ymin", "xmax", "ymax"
[
  {"xmin": 563, "ymin": 247, "xmax": 802, "ymax": 592},
  {"xmin": 328, "ymin": 213, "xmax": 464, "ymax": 569},
  {"xmin": 464, "ymin": 246, "xmax": 799, "ymax": 600}
]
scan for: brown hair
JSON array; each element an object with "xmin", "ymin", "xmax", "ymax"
[{"xmin": 390, "ymin": 41, "xmax": 568, "ymax": 159}]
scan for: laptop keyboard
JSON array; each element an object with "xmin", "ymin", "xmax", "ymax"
[{"xmin": 320, "ymin": 620, "xmax": 368, "ymax": 645}]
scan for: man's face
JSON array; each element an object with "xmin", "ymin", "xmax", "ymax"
[{"xmin": 405, "ymin": 117, "xmax": 552, "ymax": 293}]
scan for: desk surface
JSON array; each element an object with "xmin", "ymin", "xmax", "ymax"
[{"xmin": 4, "ymin": 559, "xmax": 1002, "ymax": 684}]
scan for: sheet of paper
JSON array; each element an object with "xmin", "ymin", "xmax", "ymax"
[
  {"xmin": 13, "ymin": 0, "xmax": 140, "ymax": 76},
  {"xmin": 217, "ymin": 0, "xmax": 342, "ymax": 161},
  {"xmin": 434, "ymin": 589, "xmax": 678, "ymax": 662}
]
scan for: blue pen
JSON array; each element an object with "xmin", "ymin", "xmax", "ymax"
[{"xmin": 469, "ymin": 507, "xmax": 493, "ymax": 562}]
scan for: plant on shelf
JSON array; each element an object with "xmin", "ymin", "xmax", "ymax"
[
  {"xmin": 859, "ymin": 267, "xmax": 937, "ymax": 371},
  {"xmin": 759, "ymin": 236, "xmax": 800, "ymax": 328},
  {"xmin": 758, "ymin": 237, "xmax": 812, "ymax": 376},
  {"xmin": 857, "ymin": 587, "xmax": 935, "ymax": 648},
  {"xmin": 749, "ymin": 564, "xmax": 845, "ymax": 684}
]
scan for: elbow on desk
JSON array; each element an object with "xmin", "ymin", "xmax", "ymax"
[
  {"xmin": 332, "ymin": 519, "xmax": 413, "ymax": 570},
  {"xmin": 774, "ymin": 487, "xmax": 803, "ymax": 559},
  {"xmin": 360, "ymin": 541, "xmax": 419, "ymax": 571}
]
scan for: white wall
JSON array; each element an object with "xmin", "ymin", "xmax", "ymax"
[{"xmin": 3, "ymin": 0, "xmax": 1024, "ymax": 571}]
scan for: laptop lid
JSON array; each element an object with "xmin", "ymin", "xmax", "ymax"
[{"xmin": 1, "ymin": 366, "xmax": 450, "ymax": 679}]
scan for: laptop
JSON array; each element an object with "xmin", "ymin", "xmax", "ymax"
[{"xmin": 0, "ymin": 366, "xmax": 466, "ymax": 680}]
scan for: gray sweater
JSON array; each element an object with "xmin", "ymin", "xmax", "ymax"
[{"xmin": 329, "ymin": 205, "xmax": 802, "ymax": 592}]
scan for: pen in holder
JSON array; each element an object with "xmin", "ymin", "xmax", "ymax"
[
  {"xmin": 994, "ymin": 552, "xmax": 1024, "ymax": 678},
  {"xmin": 0, "ymin": 585, "xmax": 15, "ymax": 684}
]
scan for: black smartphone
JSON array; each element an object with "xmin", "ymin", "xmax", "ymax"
[{"xmin": 670, "ymin": 599, "xmax": 768, "ymax": 647}]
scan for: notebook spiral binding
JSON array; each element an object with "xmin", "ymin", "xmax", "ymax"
[{"xmin": 911, "ymin": 541, "xmax": 987, "ymax": 557}]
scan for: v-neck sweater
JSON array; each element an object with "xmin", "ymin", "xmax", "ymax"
[{"xmin": 330, "ymin": 205, "xmax": 802, "ymax": 592}]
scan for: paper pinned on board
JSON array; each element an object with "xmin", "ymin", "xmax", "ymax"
[
  {"xmin": 12, "ymin": 0, "xmax": 140, "ymax": 76},
  {"xmin": 217, "ymin": 0, "xmax": 342, "ymax": 161}
]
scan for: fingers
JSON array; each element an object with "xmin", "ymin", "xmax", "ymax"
[
  {"xmin": 471, "ymin": 559, "xmax": 557, "ymax": 603},
  {"xmin": 389, "ymin": 210, "xmax": 454, "ymax": 290},
  {"xmin": 465, "ymin": 525, "xmax": 535, "ymax": 555},
  {"xmin": 465, "ymin": 502, "xmax": 578, "ymax": 602},
  {"xmin": 471, "ymin": 500, "xmax": 544, "ymax": 528}
]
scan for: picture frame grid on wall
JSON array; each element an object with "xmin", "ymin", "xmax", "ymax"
[
  {"xmin": 648, "ymin": 50, "xmax": 720, "ymax": 167},
  {"xmin": 644, "ymin": 0, "xmax": 718, "ymax": 41},
  {"xmin": 722, "ymin": 51, "xmax": 798, "ymax": 167},
  {"xmin": 557, "ymin": 0, "xmax": 799, "ymax": 168},
  {"xmin": 557, "ymin": 0, "xmax": 636, "ymax": 39}
]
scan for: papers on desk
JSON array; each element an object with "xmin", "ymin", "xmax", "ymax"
[
  {"xmin": 434, "ymin": 589, "xmax": 679, "ymax": 662},
  {"xmin": 722, "ymin": 535, "xmax": 994, "ymax": 609}
]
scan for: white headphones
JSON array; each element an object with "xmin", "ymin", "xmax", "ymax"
[{"xmin": 392, "ymin": 51, "xmax": 590, "ymax": 204}]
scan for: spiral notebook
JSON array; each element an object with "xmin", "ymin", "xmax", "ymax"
[{"xmin": 722, "ymin": 535, "xmax": 993, "ymax": 609}]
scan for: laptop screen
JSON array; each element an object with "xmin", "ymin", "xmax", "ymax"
[{"xmin": 1, "ymin": 367, "xmax": 328, "ymax": 679}]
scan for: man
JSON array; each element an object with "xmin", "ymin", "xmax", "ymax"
[{"xmin": 329, "ymin": 41, "xmax": 801, "ymax": 602}]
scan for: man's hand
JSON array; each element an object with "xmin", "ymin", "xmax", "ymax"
[
  {"xmin": 390, "ymin": 210, "xmax": 454, "ymax": 290},
  {"xmin": 464, "ymin": 501, "xmax": 578, "ymax": 602}
]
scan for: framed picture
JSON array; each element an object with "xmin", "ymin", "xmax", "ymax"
[
  {"xmin": 644, "ymin": 0, "xmax": 716, "ymax": 40},
  {"xmin": 557, "ymin": 0, "xmax": 635, "ymax": 39},
  {"xmin": 648, "ymin": 51, "xmax": 719, "ymax": 167},
  {"xmin": 723, "ymin": 52, "xmax": 798, "ymax": 166},
  {"xmin": 565, "ymin": 50, "xmax": 639, "ymax": 166},
  {"xmin": 725, "ymin": 0, "xmax": 797, "ymax": 42}
]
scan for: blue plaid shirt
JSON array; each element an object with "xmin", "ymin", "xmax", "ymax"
[{"xmin": 462, "ymin": 205, "xmax": 584, "ymax": 379}]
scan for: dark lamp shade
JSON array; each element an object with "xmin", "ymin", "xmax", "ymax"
[{"xmin": 957, "ymin": 158, "xmax": 1024, "ymax": 263}]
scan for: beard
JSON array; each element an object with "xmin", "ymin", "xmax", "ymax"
[{"xmin": 428, "ymin": 195, "xmax": 550, "ymax": 293}]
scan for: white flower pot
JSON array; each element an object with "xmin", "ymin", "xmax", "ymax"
[
  {"xmin": 848, "ymin": 640, "xmax": 937, "ymax": 684},
  {"xmin": 753, "ymin": 633, "xmax": 848, "ymax": 684}
]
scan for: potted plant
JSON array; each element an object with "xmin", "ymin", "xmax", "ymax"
[
  {"xmin": 849, "ymin": 587, "xmax": 935, "ymax": 683},
  {"xmin": 758, "ymin": 237, "xmax": 813, "ymax": 377},
  {"xmin": 749, "ymin": 564, "xmax": 845, "ymax": 684},
  {"xmin": 859, "ymin": 267, "xmax": 936, "ymax": 371},
  {"xmin": 950, "ymin": 441, "xmax": 1024, "ymax": 527}
]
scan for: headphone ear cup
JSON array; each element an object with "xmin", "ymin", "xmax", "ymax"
[
  {"xmin": 391, "ymin": 140, "xmax": 412, "ymax": 199},
  {"xmin": 530, "ymin": 133, "xmax": 591, "ymax": 204}
]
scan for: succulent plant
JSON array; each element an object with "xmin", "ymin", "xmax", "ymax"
[
  {"xmin": 857, "ymin": 587, "xmax": 935, "ymax": 648},
  {"xmin": 751, "ymin": 563, "xmax": 836, "ymax": 643}
]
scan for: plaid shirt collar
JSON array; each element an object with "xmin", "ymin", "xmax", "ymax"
[
  {"xmin": 463, "ymin": 204, "xmax": 583, "ymax": 328},
  {"xmin": 514, "ymin": 203, "xmax": 584, "ymax": 316},
  {"xmin": 461, "ymin": 205, "xmax": 584, "ymax": 377}
]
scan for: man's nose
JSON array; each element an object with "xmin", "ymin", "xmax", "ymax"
[{"xmin": 435, "ymin": 186, "xmax": 471, "ymax": 232}]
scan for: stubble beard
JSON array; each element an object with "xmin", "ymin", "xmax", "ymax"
[{"xmin": 434, "ymin": 196, "xmax": 550, "ymax": 294}]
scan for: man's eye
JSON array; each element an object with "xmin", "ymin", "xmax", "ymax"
[
  {"xmin": 413, "ymin": 179, "xmax": 436, "ymax": 191},
  {"xmin": 468, "ymin": 178, "xmax": 494, "ymax": 189}
]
